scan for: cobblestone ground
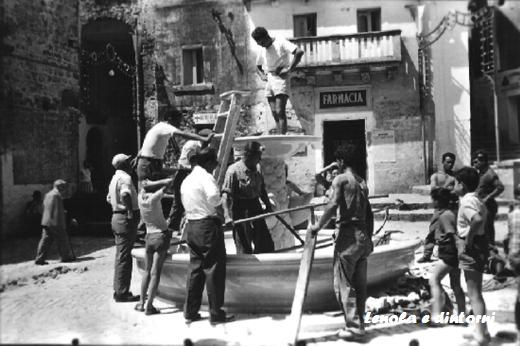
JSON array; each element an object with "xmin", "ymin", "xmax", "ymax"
[{"xmin": 0, "ymin": 222, "xmax": 517, "ymax": 345}]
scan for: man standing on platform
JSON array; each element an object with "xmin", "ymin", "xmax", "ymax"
[
  {"xmin": 222, "ymin": 141, "xmax": 275, "ymax": 254},
  {"xmin": 309, "ymin": 144, "xmax": 374, "ymax": 338},
  {"xmin": 107, "ymin": 153, "xmax": 140, "ymax": 303},
  {"xmin": 418, "ymin": 152, "xmax": 457, "ymax": 263},
  {"xmin": 135, "ymin": 112, "xmax": 214, "ymax": 185},
  {"xmin": 35, "ymin": 180, "xmax": 75, "ymax": 265},
  {"xmin": 181, "ymin": 147, "xmax": 233, "ymax": 325},
  {"xmin": 252, "ymin": 27, "xmax": 304, "ymax": 134},
  {"xmin": 472, "ymin": 149, "xmax": 504, "ymax": 247}
]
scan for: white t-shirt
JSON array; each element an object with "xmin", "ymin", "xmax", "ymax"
[
  {"xmin": 457, "ymin": 192, "xmax": 487, "ymax": 238},
  {"xmin": 140, "ymin": 122, "xmax": 180, "ymax": 159},
  {"xmin": 181, "ymin": 166, "xmax": 221, "ymax": 220},
  {"xmin": 256, "ymin": 37, "xmax": 298, "ymax": 73},
  {"xmin": 106, "ymin": 170, "xmax": 138, "ymax": 212}
]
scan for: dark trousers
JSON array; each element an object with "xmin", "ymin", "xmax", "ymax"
[
  {"xmin": 184, "ymin": 218, "xmax": 227, "ymax": 318},
  {"xmin": 112, "ymin": 213, "xmax": 138, "ymax": 295},
  {"xmin": 35, "ymin": 226, "xmax": 75, "ymax": 262},
  {"xmin": 232, "ymin": 199, "xmax": 274, "ymax": 254},
  {"xmin": 423, "ymin": 228, "xmax": 436, "ymax": 259},
  {"xmin": 484, "ymin": 199, "xmax": 498, "ymax": 246},
  {"xmin": 333, "ymin": 224, "xmax": 371, "ymax": 324},
  {"xmin": 168, "ymin": 168, "xmax": 190, "ymax": 231},
  {"xmin": 515, "ymin": 275, "xmax": 520, "ymax": 330}
]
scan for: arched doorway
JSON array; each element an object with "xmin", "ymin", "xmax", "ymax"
[{"xmin": 81, "ymin": 19, "xmax": 137, "ymax": 191}]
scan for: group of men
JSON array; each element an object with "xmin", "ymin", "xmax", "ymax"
[
  {"xmin": 418, "ymin": 150, "xmax": 505, "ymax": 264},
  {"xmin": 413, "ymin": 149, "xmax": 520, "ymax": 344},
  {"xmin": 105, "ymin": 101, "xmax": 282, "ymax": 322}
]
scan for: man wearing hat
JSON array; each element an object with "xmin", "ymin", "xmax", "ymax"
[
  {"xmin": 107, "ymin": 153, "xmax": 140, "ymax": 302},
  {"xmin": 168, "ymin": 128, "xmax": 213, "ymax": 232},
  {"xmin": 222, "ymin": 141, "xmax": 275, "ymax": 254},
  {"xmin": 35, "ymin": 179, "xmax": 75, "ymax": 265}
]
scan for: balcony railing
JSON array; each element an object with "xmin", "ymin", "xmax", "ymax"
[{"xmin": 289, "ymin": 30, "xmax": 402, "ymax": 68}]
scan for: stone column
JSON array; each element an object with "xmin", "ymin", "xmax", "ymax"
[{"xmin": 262, "ymin": 157, "xmax": 295, "ymax": 250}]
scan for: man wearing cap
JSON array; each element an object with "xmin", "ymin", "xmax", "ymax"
[
  {"xmin": 136, "ymin": 112, "xmax": 214, "ymax": 185},
  {"xmin": 107, "ymin": 153, "xmax": 140, "ymax": 302},
  {"xmin": 181, "ymin": 147, "xmax": 234, "ymax": 324},
  {"xmin": 35, "ymin": 179, "xmax": 75, "ymax": 265},
  {"xmin": 168, "ymin": 128, "xmax": 213, "ymax": 232},
  {"xmin": 472, "ymin": 149, "xmax": 504, "ymax": 247},
  {"xmin": 222, "ymin": 141, "xmax": 275, "ymax": 254}
]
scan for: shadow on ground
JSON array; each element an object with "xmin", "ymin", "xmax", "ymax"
[{"xmin": 0, "ymin": 235, "xmax": 114, "ymax": 265}]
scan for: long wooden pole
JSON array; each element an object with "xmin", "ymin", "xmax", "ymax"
[{"xmin": 287, "ymin": 206, "xmax": 318, "ymax": 345}]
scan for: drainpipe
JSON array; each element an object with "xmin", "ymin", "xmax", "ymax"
[
  {"xmin": 132, "ymin": 17, "xmax": 143, "ymax": 152},
  {"xmin": 490, "ymin": 7, "xmax": 501, "ymax": 163},
  {"xmin": 486, "ymin": 73, "xmax": 500, "ymax": 163}
]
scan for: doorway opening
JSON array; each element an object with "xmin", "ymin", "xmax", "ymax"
[
  {"xmin": 323, "ymin": 120, "xmax": 367, "ymax": 179},
  {"xmin": 81, "ymin": 19, "xmax": 137, "ymax": 191}
]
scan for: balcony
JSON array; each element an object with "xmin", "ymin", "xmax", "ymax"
[{"xmin": 289, "ymin": 30, "xmax": 402, "ymax": 68}]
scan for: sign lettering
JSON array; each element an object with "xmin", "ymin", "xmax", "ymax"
[{"xmin": 319, "ymin": 90, "xmax": 367, "ymax": 109}]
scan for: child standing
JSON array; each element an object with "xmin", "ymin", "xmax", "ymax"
[
  {"xmin": 453, "ymin": 167, "xmax": 490, "ymax": 344},
  {"xmin": 428, "ymin": 188, "xmax": 465, "ymax": 324},
  {"xmin": 135, "ymin": 181, "xmax": 173, "ymax": 315}
]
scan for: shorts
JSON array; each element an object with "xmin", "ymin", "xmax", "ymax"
[
  {"xmin": 145, "ymin": 231, "xmax": 172, "ymax": 254},
  {"xmin": 456, "ymin": 235, "xmax": 488, "ymax": 273},
  {"xmin": 266, "ymin": 73, "xmax": 288, "ymax": 97},
  {"xmin": 136, "ymin": 157, "xmax": 164, "ymax": 181}
]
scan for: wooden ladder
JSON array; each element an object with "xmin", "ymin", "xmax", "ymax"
[{"xmin": 212, "ymin": 90, "xmax": 250, "ymax": 187}]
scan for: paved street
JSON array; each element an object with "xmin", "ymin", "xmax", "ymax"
[{"xmin": 0, "ymin": 221, "xmax": 517, "ymax": 345}]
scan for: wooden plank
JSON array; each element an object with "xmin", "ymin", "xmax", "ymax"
[{"xmin": 287, "ymin": 207, "xmax": 318, "ymax": 345}]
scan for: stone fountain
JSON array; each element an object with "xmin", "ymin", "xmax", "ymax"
[{"xmin": 233, "ymin": 135, "xmax": 321, "ymax": 249}]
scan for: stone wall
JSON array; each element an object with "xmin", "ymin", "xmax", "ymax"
[
  {"xmin": 287, "ymin": 63, "xmax": 424, "ymax": 194},
  {"xmin": 1, "ymin": 0, "xmax": 80, "ymax": 236}
]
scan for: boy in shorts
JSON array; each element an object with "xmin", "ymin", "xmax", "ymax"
[
  {"xmin": 135, "ymin": 181, "xmax": 173, "ymax": 315},
  {"xmin": 453, "ymin": 166, "xmax": 490, "ymax": 344}
]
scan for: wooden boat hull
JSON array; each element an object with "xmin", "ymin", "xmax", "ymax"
[{"xmin": 132, "ymin": 235, "xmax": 420, "ymax": 313}]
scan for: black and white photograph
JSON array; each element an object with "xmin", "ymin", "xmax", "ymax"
[{"xmin": 1, "ymin": 0, "xmax": 520, "ymax": 345}]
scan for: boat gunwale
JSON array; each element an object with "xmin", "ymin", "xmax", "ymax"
[{"xmin": 131, "ymin": 238, "xmax": 421, "ymax": 265}]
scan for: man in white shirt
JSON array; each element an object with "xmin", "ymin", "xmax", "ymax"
[
  {"xmin": 136, "ymin": 113, "xmax": 214, "ymax": 184},
  {"xmin": 252, "ymin": 27, "xmax": 304, "ymax": 134},
  {"xmin": 168, "ymin": 128, "xmax": 213, "ymax": 232},
  {"xmin": 107, "ymin": 153, "xmax": 140, "ymax": 303},
  {"xmin": 181, "ymin": 147, "xmax": 233, "ymax": 325}
]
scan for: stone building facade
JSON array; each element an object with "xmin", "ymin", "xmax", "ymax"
[
  {"xmin": 1, "ymin": 0, "xmax": 81, "ymax": 237},
  {"xmin": 2, "ymin": 0, "xmax": 502, "ymax": 236}
]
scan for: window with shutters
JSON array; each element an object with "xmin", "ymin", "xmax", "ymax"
[
  {"xmin": 182, "ymin": 47, "xmax": 204, "ymax": 85},
  {"xmin": 293, "ymin": 13, "xmax": 317, "ymax": 37},
  {"xmin": 357, "ymin": 8, "xmax": 381, "ymax": 33}
]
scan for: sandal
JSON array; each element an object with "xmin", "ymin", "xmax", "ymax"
[
  {"xmin": 145, "ymin": 306, "xmax": 160, "ymax": 315},
  {"xmin": 134, "ymin": 303, "xmax": 144, "ymax": 312}
]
